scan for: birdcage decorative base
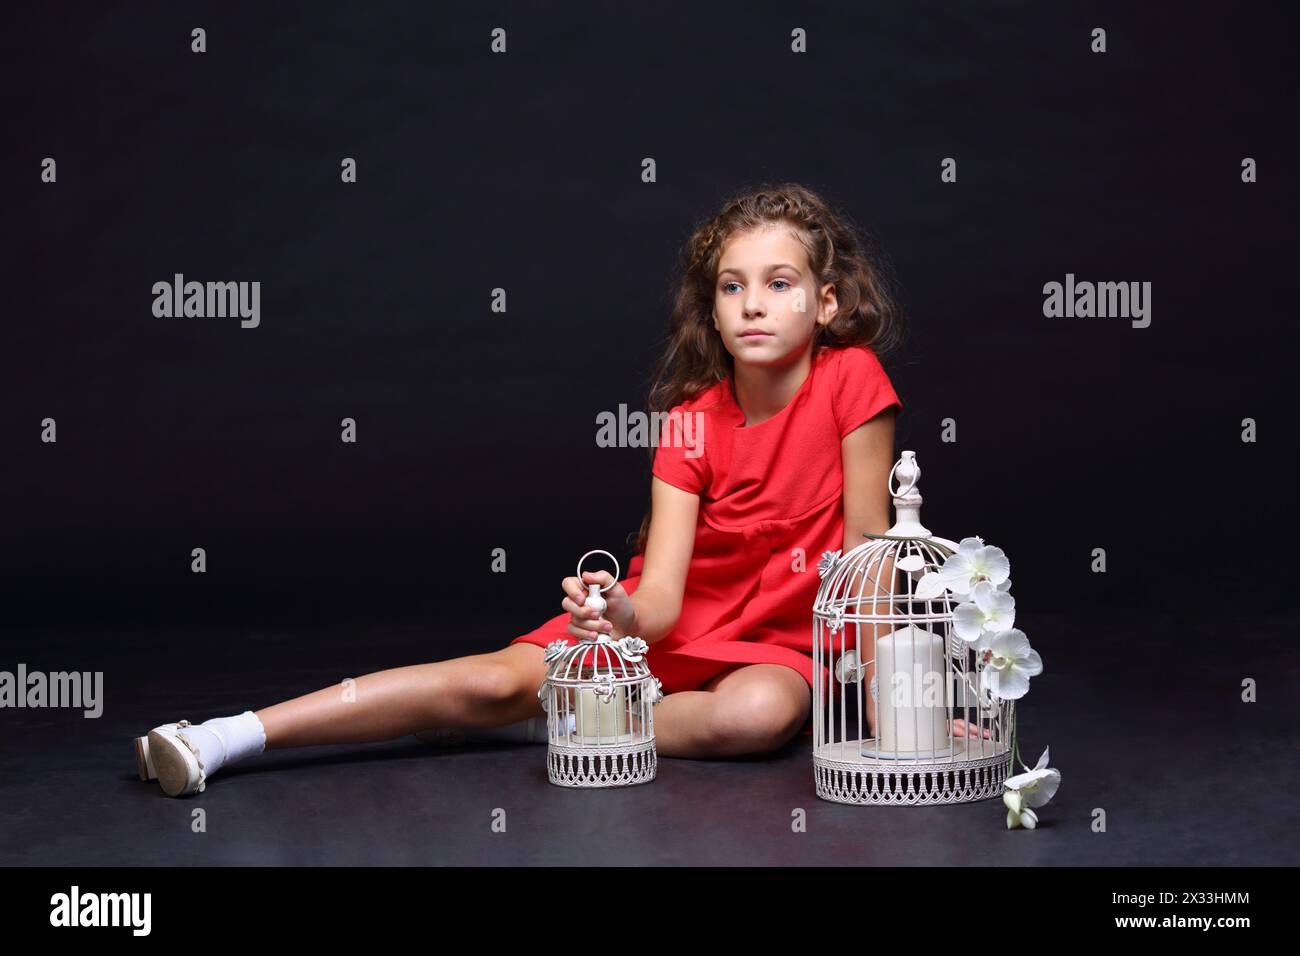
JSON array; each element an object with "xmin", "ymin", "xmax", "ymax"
[
  {"xmin": 813, "ymin": 739, "xmax": 1012, "ymax": 806},
  {"xmin": 546, "ymin": 739, "xmax": 657, "ymax": 788}
]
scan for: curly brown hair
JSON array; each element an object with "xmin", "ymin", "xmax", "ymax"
[{"xmin": 626, "ymin": 182, "xmax": 907, "ymax": 556}]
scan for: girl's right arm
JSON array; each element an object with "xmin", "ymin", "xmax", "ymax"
[
  {"xmin": 625, "ymin": 476, "xmax": 699, "ymax": 644},
  {"xmin": 560, "ymin": 476, "xmax": 698, "ymax": 646}
]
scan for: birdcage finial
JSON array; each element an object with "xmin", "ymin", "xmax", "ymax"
[{"xmin": 886, "ymin": 450, "xmax": 931, "ymax": 537}]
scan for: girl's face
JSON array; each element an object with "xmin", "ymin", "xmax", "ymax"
[{"xmin": 711, "ymin": 223, "xmax": 837, "ymax": 366}]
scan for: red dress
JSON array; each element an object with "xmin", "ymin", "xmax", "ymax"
[{"xmin": 510, "ymin": 344, "xmax": 903, "ymax": 736}]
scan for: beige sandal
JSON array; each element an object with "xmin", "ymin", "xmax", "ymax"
[
  {"xmin": 134, "ymin": 723, "xmax": 180, "ymax": 781},
  {"xmin": 144, "ymin": 720, "xmax": 228, "ymax": 797}
]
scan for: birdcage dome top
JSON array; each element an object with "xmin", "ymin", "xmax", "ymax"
[
  {"xmin": 814, "ymin": 450, "xmax": 963, "ymax": 626},
  {"xmin": 537, "ymin": 633, "xmax": 664, "ymax": 716},
  {"xmin": 542, "ymin": 634, "xmax": 654, "ymax": 684}
]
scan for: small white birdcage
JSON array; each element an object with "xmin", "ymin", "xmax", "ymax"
[
  {"xmin": 537, "ymin": 550, "xmax": 664, "ymax": 788},
  {"xmin": 812, "ymin": 451, "xmax": 1015, "ymax": 805}
]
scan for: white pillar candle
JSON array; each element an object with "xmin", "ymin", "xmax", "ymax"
[
  {"xmin": 871, "ymin": 624, "xmax": 951, "ymax": 757},
  {"xmin": 574, "ymin": 685, "xmax": 629, "ymax": 742}
]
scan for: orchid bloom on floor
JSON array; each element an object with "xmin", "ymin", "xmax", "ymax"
[{"xmin": 1003, "ymin": 746, "xmax": 1061, "ymax": 829}]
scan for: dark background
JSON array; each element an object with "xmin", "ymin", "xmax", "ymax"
[
  {"xmin": 2, "ymin": 0, "xmax": 1297, "ymax": 868},
  {"xmin": 6, "ymin": 1, "xmax": 1295, "ymax": 634}
]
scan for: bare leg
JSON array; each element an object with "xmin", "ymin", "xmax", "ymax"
[
  {"xmin": 255, "ymin": 643, "xmax": 548, "ymax": 749},
  {"xmin": 651, "ymin": 664, "xmax": 811, "ymax": 759},
  {"xmin": 254, "ymin": 646, "xmax": 811, "ymax": 759}
]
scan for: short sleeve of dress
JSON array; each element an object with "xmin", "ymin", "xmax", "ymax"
[
  {"xmin": 831, "ymin": 346, "xmax": 903, "ymax": 439},
  {"xmin": 651, "ymin": 404, "xmax": 710, "ymax": 495}
]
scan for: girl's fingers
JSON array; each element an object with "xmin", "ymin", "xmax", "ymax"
[
  {"xmin": 580, "ymin": 570, "xmax": 624, "ymax": 607},
  {"xmin": 574, "ymin": 613, "xmax": 612, "ymax": 634},
  {"xmin": 952, "ymin": 720, "xmax": 993, "ymax": 740},
  {"xmin": 562, "ymin": 596, "xmax": 602, "ymax": 619}
]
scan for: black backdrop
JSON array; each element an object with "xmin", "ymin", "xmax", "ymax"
[{"xmin": 6, "ymin": 1, "xmax": 1296, "ymax": 637}]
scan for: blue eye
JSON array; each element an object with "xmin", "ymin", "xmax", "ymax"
[{"xmin": 721, "ymin": 279, "xmax": 791, "ymax": 293}]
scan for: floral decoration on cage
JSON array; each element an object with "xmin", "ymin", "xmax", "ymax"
[
  {"xmin": 537, "ymin": 549, "xmax": 664, "ymax": 788},
  {"xmin": 811, "ymin": 450, "xmax": 1059, "ymax": 822},
  {"xmin": 919, "ymin": 534, "xmax": 1060, "ymax": 827}
]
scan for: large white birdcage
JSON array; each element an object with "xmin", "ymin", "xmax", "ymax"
[
  {"xmin": 537, "ymin": 551, "xmax": 664, "ymax": 788},
  {"xmin": 812, "ymin": 451, "xmax": 1015, "ymax": 805}
]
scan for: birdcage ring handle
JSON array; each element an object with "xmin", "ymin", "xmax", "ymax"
[
  {"xmin": 888, "ymin": 458, "xmax": 918, "ymax": 498},
  {"xmin": 576, "ymin": 549, "xmax": 621, "ymax": 593}
]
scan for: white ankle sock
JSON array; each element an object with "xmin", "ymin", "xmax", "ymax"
[{"xmin": 177, "ymin": 711, "xmax": 266, "ymax": 775}]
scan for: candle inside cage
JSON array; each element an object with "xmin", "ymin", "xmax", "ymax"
[
  {"xmin": 573, "ymin": 685, "xmax": 630, "ymax": 742},
  {"xmin": 872, "ymin": 623, "xmax": 951, "ymax": 757}
]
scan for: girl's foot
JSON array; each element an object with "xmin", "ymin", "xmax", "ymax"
[
  {"xmin": 134, "ymin": 711, "xmax": 266, "ymax": 797},
  {"xmin": 145, "ymin": 721, "xmax": 221, "ymax": 796},
  {"xmin": 133, "ymin": 723, "xmax": 180, "ymax": 781}
]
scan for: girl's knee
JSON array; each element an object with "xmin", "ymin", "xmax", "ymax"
[
  {"xmin": 462, "ymin": 647, "xmax": 548, "ymax": 707},
  {"xmin": 458, "ymin": 653, "xmax": 537, "ymax": 709},
  {"xmin": 707, "ymin": 683, "xmax": 807, "ymax": 753}
]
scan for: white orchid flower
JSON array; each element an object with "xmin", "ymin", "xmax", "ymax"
[
  {"xmin": 1003, "ymin": 746, "xmax": 1060, "ymax": 829},
  {"xmin": 953, "ymin": 581, "xmax": 1016, "ymax": 643},
  {"xmin": 936, "ymin": 536, "xmax": 1010, "ymax": 599},
  {"xmin": 1003, "ymin": 790, "xmax": 1038, "ymax": 829},
  {"xmin": 977, "ymin": 628, "xmax": 1042, "ymax": 700}
]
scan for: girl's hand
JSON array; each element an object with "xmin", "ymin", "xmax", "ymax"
[
  {"xmin": 561, "ymin": 570, "xmax": 638, "ymax": 643},
  {"xmin": 950, "ymin": 718, "xmax": 994, "ymax": 740}
]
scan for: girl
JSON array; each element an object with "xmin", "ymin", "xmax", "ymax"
[{"xmin": 133, "ymin": 183, "xmax": 987, "ymax": 798}]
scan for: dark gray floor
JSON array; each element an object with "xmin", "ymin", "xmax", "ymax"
[{"xmin": 1, "ymin": 611, "xmax": 1296, "ymax": 866}]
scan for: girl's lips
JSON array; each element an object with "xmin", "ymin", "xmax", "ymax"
[{"xmin": 739, "ymin": 332, "xmax": 772, "ymax": 339}]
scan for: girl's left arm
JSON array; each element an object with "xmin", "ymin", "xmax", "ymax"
[
  {"xmin": 840, "ymin": 409, "xmax": 899, "ymax": 608},
  {"xmin": 840, "ymin": 410, "xmax": 900, "ymax": 738}
]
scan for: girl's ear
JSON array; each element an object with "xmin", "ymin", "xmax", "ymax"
[{"xmin": 818, "ymin": 284, "xmax": 839, "ymax": 326}]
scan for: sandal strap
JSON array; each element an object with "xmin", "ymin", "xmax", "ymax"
[{"xmin": 172, "ymin": 724, "xmax": 208, "ymax": 793}]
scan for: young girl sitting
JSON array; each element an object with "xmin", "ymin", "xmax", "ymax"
[{"xmin": 134, "ymin": 182, "xmax": 986, "ymax": 798}]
